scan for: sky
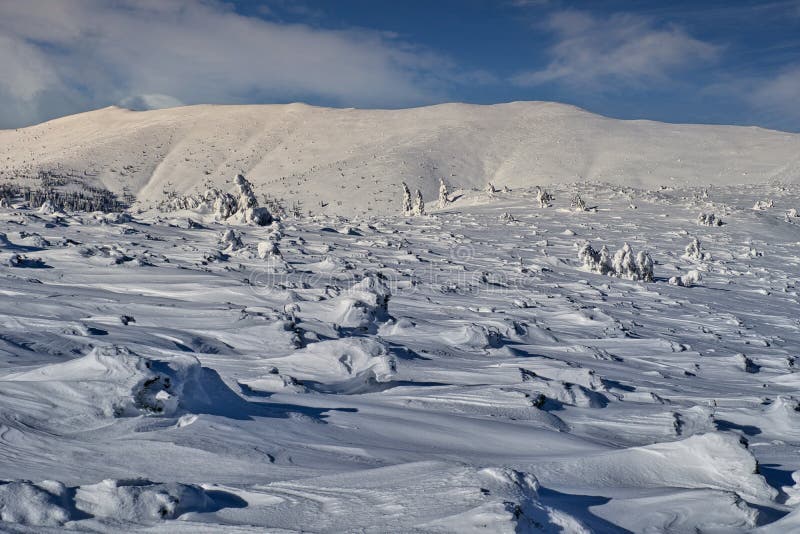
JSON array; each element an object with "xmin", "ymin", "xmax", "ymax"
[{"xmin": 0, "ymin": 0, "xmax": 798, "ymax": 131}]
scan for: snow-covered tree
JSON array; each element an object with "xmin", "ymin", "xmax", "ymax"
[
  {"xmin": 571, "ymin": 194, "xmax": 587, "ymax": 212},
  {"xmin": 401, "ymin": 182, "xmax": 413, "ymax": 215},
  {"xmin": 612, "ymin": 243, "xmax": 638, "ymax": 279},
  {"xmin": 578, "ymin": 242, "xmax": 601, "ymax": 272},
  {"xmin": 635, "ymin": 251, "xmax": 654, "ymax": 282},
  {"xmin": 486, "ymin": 182, "xmax": 497, "ymax": 195},
  {"xmin": 753, "ymin": 199, "xmax": 774, "ymax": 210},
  {"xmin": 536, "ymin": 186, "xmax": 553, "ymax": 208},
  {"xmin": 438, "ymin": 178, "xmax": 449, "ymax": 208},
  {"xmin": 697, "ymin": 212, "xmax": 722, "ymax": 226},
  {"xmin": 413, "ymin": 190, "xmax": 425, "ymax": 215},
  {"xmin": 599, "ymin": 245, "xmax": 612, "ymax": 275},
  {"xmin": 232, "ymin": 174, "xmax": 272, "ymax": 225},
  {"xmin": 683, "ymin": 237, "xmax": 708, "ymax": 261}
]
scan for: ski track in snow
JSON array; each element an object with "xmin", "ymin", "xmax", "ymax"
[{"xmin": 1, "ymin": 183, "xmax": 800, "ymax": 532}]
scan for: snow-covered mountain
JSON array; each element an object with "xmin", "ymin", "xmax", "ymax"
[{"xmin": 1, "ymin": 101, "xmax": 799, "ymax": 216}]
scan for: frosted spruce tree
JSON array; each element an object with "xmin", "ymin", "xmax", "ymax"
[
  {"xmin": 599, "ymin": 245, "xmax": 612, "ymax": 275},
  {"xmin": 577, "ymin": 242, "xmax": 601, "ymax": 272},
  {"xmin": 401, "ymin": 182, "xmax": 413, "ymax": 215},
  {"xmin": 635, "ymin": 251, "xmax": 654, "ymax": 282},
  {"xmin": 572, "ymin": 194, "xmax": 587, "ymax": 212},
  {"xmin": 438, "ymin": 178, "xmax": 449, "ymax": 209},
  {"xmin": 486, "ymin": 182, "xmax": 497, "ymax": 195},
  {"xmin": 413, "ymin": 190, "xmax": 425, "ymax": 215},
  {"xmin": 536, "ymin": 186, "xmax": 553, "ymax": 208},
  {"xmin": 612, "ymin": 243, "xmax": 638, "ymax": 279}
]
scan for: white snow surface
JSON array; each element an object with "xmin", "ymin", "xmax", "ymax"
[
  {"xmin": 1, "ymin": 177, "xmax": 800, "ymax": 531},
  {"xmin": 1, "ymin": 102, "xmax": 799, "ymax": 217}
]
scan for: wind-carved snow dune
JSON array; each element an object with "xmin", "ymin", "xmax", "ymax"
[
  {"xmin": 0, "ymin": 345, "xmax": 246, "ymax": 430},
  {"xmin": 1, "ymin": 101, "xmax": 799, "ymax": 216}
]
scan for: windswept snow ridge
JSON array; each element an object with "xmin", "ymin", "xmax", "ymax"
[{"xmin": 1, "ymin": 176, "xmax": 800, "ymax": 531}]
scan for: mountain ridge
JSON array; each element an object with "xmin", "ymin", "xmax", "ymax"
[{"xmin": 1, "ymin": 101, "xmax": 798, "ymax": 216}]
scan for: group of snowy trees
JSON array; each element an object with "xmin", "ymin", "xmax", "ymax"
[
  {"xmin": 401, "ymin": 182, "xmax": 425, "ymax": 216},
  {"xmin": 579, "ymin": 236, "xmax": 711, "ymax": 286},
  {"xmin": 0, "ymin": 180, "xmax": 127, "ymax": 214},
  {"xmin": 160, "ymin": 174, "xmax": 273, "ymax": 226},
  {"xmin": 578, "ymin": 242, "xmax": 654, "ymax": 282},
  {"xmin": 401, "ymin": 180, "xmax": 558, "ymax": 215},
  {"xmin": 697, "ymin": 212, "xmax": 722, "ymax": 226}
]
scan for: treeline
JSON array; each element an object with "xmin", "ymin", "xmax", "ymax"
[{"xmin": 0, "ymin": 171, "xmax": 129, "ymax": 213}]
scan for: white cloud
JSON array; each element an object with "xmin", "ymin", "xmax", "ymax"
[
  {"xmin": 512, "ymin": 10, "xmax": 720, "ymax": 88},
  {"xmin": 748, "ymin": 65, "xmax": 800, "ymax": 125},
  {"xmin": 0, "ymin": 0, "xmax": 458, "ymax": 127}
]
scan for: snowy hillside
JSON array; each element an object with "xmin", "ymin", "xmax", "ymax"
[
  {"xmin": 0, "ymin": 102, "xmax": 799, "ymax": 216},
  {"xmin": 1, "ymin": 181, "xmax": 800, "ymax": 531}
]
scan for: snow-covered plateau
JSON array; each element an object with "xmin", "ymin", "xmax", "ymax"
[{"xmin": 1, "ymin": 104, "xmax": 800, "ymax": 532}]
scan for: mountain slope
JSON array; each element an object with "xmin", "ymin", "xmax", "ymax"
[{"xmin": 1, "ymin": 101, "xmax": 798, "ymax": 216}]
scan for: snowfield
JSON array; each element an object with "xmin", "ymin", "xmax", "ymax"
[{"xmin": 1, "ymin": 177, "xmax": 800, "ymax": 532}]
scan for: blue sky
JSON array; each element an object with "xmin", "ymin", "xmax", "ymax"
[{"xmin": 0, "ymin": 0, "xmax": 798, "ymax": 131}]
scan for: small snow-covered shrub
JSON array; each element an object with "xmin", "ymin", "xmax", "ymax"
[
  {"xmin": 219, "ymin": 229, "xmax": 243, "ymax": 251},
  {"xmin": 485, "ymin": 182, "xmax": 497, "ymax": 195},
  {"xmin": 257, "ymin": 240, "xmax": 279, "ymax": 259},
  {"xmin": 683, "ymin": 237, "xmax": 710, "ymax": 261},
  {"xmin": 752, "ymin": 199, "xmax": 774, "ymax": 210},
  {"xmin": 698, "ymin": 212, "xmax": 722, "ymax": 226},
  {"xmin": 669, "ymin": 270, "xmax": 702, "ymax": 287}
]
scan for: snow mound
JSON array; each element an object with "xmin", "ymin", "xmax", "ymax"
[
  {"xmin": 237, "ymin": 461, "xmax": 588, "ymax": 533},
  {"xmin": 0, "ymin": 478, "xmax": 218, "ymax": 528},
  {"xmin": 266, "ymin": 338, "xmax": 396, "ymax": 394},
  {"xmin": 441, "ymin": 323, "xmax": 505, "ymax": 351},
  {"xmin": 298, "ymin": 272, "xmax": 391, "ymax": 332},
  {"xmin": 539, "ymin": 432, "xmax": 777, "ymax": 503},
  {"xmin": 0, "ymin": 480, "xmax": 71, "ymax": 527},
  {"xmin": 74, "ymin": 479, "xmax": 214, "ymax": 524},
  {"xmin": 594, "ymin": 488, "xmax": 759, "ymax": 533},
  {"xmin": 0, "ymin": 346, "xmax": 203, "ymax": 425}
]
